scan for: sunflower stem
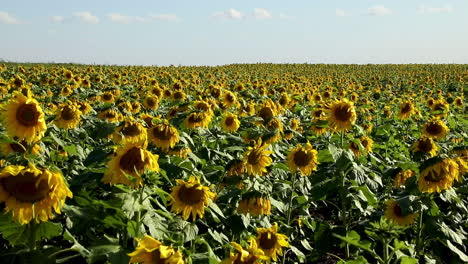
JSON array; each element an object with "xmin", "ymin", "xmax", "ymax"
[
  {"xmin": 286, "ymin": 172, "xmax": 297, "ymax": 226},
  {"xmin": 340, "ymin": 132, "xmax": 345, "ymax": 149},
  {"xmin": 135, "ymin": 186, "xmax": 145, "ymax": 239},
  {"xmin": 339, "ymin": 170, "xmax": 350, "ymax": 259},
  {"xmin": 415, "ymin": 208, "xmax": 424, "ymax": 258},
  {"xmin": 383, "ymin": 238, "xmax": 389, "ymax": 264},
  {"xmin": 28, "ymin": 221, "xmax": 37, "ymax": 251}
]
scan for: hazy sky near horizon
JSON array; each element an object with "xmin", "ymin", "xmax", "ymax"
[{"xmin": 1, "ymin": 0, "xmax": 467, "ymax": 65}]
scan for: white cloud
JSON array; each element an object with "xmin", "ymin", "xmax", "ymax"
[
  {"xmin": 0, "ymin": 11, "xmax": 21, "ymax": 24},
  {"xmin": 73, "ymin": 11, "xmax": 99, "ymax": 24},
  {"xmin": 50, "ymin": 16, "xmax": 64, "ymax": 23},
  {"xmin": 107, "ymin": 13, "xmax": 148, "ymax": 23},
  {"xmin": 418, "ymin": 5, "xmax": 453, "ymax": 14},
  {"xmin": 253, "ymin": 8, "xmax": 272, "ymax": 19},
  {"xmin": 149, "ymin": 14, "xmax": 179, "ymax": 22},
  {"xmin": 335, "ymin": 9, "xmax": 347, "ymax": 17},
  {"xmin": 212, "ymin": 8, "xmax": 244, "ymax": 20},
  {"xmin": 367, "ymin": 5, "xmax": 392, "ymax": 16}
]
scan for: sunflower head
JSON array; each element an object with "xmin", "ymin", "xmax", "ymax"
[
  {"xmin": 112, "ymin": 119, "xmax": 147, "ymax": 146},
  {"xmin": 237, "ymin": 193, "xmax": 271, "ymax": 216},
  {"xmin": 148, "ymin": 121, "xmax": 180, "ymax": 150},
  {"xmin": 256, "ymin": 223, "xmax": 289, "ymax": 261},
  {"xmin": 422, "ymin": 118, "xmax": 449, "ymax": 140},
  {"xmin": 222, "ymin": 238, "xmax": 267, "ymax": 264},
  {"xmin": 55, "ymin": 103, "xmax": 82, "ymax": 130},
  {"xmin": 168, "ymin": 176, "xmax": 216, "ymax": 221},
  {"xmin": 221, "ymin": 112, "xmax": 241, "ymax": 133},
  {"xmin": 184, "ymin": 111, "xmax": 212, "ymax": 129},
  {"xmin": 286, "ymin": 142, "xmax": 318, "ymax": 176},
  {"xmin": 143, "ymin": 95, "xmax": 159, "ymax": 110},
  {"xmin": 0, "ymin": 92, "xmax": 47, "ymax": 143},
  {"xmin": 412, "ymin": 137, "xmax": 438, "ymax": 157},
  {"xmin": 384, "ymin": 200, "xmax": 418, "ymax": 226},
  {"xmin": 128, "ymin": 235, "xmax": 185, "ymax": 264},
  {"xmin": 243, "ymin": 140, "xmax": 273, "ymax": 176},
  {"xmin": 397, "ymin": 101, "xmax": 416, "ymax": 119},
  {"xmin": 393, "ymin": 169, "xmax": 415, "ymax": 188},
  {"xmin": 418, "ymin": 157, "xmax": 459, "ymax": 193},
  {"xmin": 0, "ymin": 164, "xmax": 72, "ymax": 224},
  {"xmin": 102, "ymin": 144, "xmax": 159, "ymax": 188},
  {"xmin": 327, "ymin": 99, "xmax": 357, "ymax": 132}
]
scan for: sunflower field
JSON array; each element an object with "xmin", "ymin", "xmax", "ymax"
[{"xmin": 0, "ymin": 63, "xmax": 466, "ymax": 264}]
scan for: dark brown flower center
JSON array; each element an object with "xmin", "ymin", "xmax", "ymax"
[
  {"xmin": 16, "ymin": 103, "xmax": 40, "ymax": 127},
  {"xmin": 225, "ymin": 93, "xmax": 235, "ymax": 103},
  {"xmin": 258, "ymin": 107, "xmax": 274, "ymax": 121},
  {"xmin": 188, "ymin": 113, "xmax": 204, "ymax": 123},
  {"xmin": 247, "ymin": 149, "xmax": 263, "ymax": 165},
  {"xmin": 173, "ymin": 91, "xmax": 183, "ymax": 100},
  {"xmin": 121, "ymin": 123, "xmax": 141, "ymax": 137},
  {"xmin": 119, "ymin": 147, "xmax": 145, "ymax": 172},
  {"xmin": 424, "ymin": 169, "xmax": 445, "ymax": 182},
  {"xmin": 10, "ymin": 142, "xmax": 27, "ymax": 153},
  {"xmin": 151, "ymin": 249, "xmax": 170, "ymax": 264},
  {"xmin": 177, "ymin": 184, "xmax": 204, "ymax": 205},
  {"xmin": 333, "ymin": 105, "xmax": 352, "ymax": 122},
  {"xmin": 425, "ymin": 123, "xmax": 443, "ymax": 136},
  {"xmin": 1, "ymin": 171, "xmax": 50, "ymax": 203},
  {"xmin": 293, "ymin": 149, "xmax": 312, "ymax": 167},
  {"xmin": 401, "ymin": 103, "xmax": 412, "ymax": 114},
  {"xmin": 224, "ymin": 116, "xmax": 235, "ymax": 127},
  {"xmin": 61, "ymin": 106, "xmax": 76, "ymax": 121},
  {"xmin": 146, "ymin": 97, "xmax": 157, "ymax": 107},
  {"xmin": 102, "ymin": 93, "xmax": 113, "ymax": 101},
  {"xmin": 392, "ymin": 204, "xmax": 403, "ymax": 217},
  {"xmin": 417, "ymin": 139, "xmax": 433, "ymax": 152},
  {"xmin": 152, "ymin": 125, "xmax": 174, "ymax": 141},
  {"xmin": 259, "ymin": 232, "xmax": 278, "ymax": 250}
]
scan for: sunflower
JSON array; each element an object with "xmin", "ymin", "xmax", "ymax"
[
  {"xmin": 54, "ymin": 103, "xmax": 82, "ymax": 129},
  {"xmin": 167, "ymin": 146, "xmax": 191, "ymax": 159},
  {"xmin": 256, "ymin": 223, "xmax": 289, "ymax": 261},
  {"xmin": 384, "ymin": 200, "xmax": 418, "ymax": 226},
  {"xmin": 168, "ymin": 176, "xmax": 216, "ymax": 221},
  {"xmin": 0, "ymin": 92, "xmax": 47, "ymax": 143},
  {"xmin": 393, "ymin": 169, "xmax": 415, "ymax": 187},
  {"xmin": 0, "ymin": 164, "xmax": 73, "ymax": 224},
  {"xmin": 422, "ymin": 118, "xmax": 449, "ymax": 140},
  {"xmin": 418, "ymin": 158, "xmax": 459, "ymax": 193},
  {"xmin": 221, "ymin": 238, "xmax": 267, "ymax": 264},
  {"xmin": 350, "ymin": 136, "xmax": 374, "ymax": 157},
  {"xmin": 148, "ymin": 122, "xmax": 180, "ymax": 150},
  {"xmin": 143, "ymin": 95, "xmax": 159, "ymax": 110},
  {"xmin": 100, "ymin": 91, "xmax": 115, "ymax": 103},
  {"xmin": 453, "ymin": 97, "xmax": 463, "ymax": 107},
  {"xmin": 412, "ymin": 137, "xmax": 438, "ymax": 157},
  {"xmin": 257, "ymin": 100, "xmax": 279, "ymax": 122},
  {"xmin": 431, "ymin": 99, "xmax": 449, "ymax": 116},
  {"xmin": 184, "ymin": 112, "xmax": 211, "ymax": 129},
  {"xmin": 98, "ymin": 109, "xmax": 122, "ymax": 123},
  {"xmin": 397, "ymin": 101, "xmax": 415, "ymax": 119},
  {"xmin": 286, "ymin": 142, "xmax": 318, "ymax": 176},
  {"xmin": 111, "ymin": 119, "xmax": 147, "ymax": 146},
  {"xmin": 237, "ymin": 194, "xmax": 271, "ymax": 216},
  {"xmin": 243, "ymin": 140, "xmax": 273, "ymax": 176},
  {"xmin": 128, "ymin": 235, "xmax": 184, "ymax": 264},
  {"xmin": 76, "ymin": 101, "xmax": 92, "ymax": 115},
  {"xmin": 1, "ymin": 140, "xmax": 42, "ymax": 155},
  {"xmin": 221, "ymin": 112, "xmax": 241, "ymax": 132},
  {"xmin": 102, "ymin": 144, "xmax": 159, "ymax": 188},
  {"xmin": 223, "ymin": 91, "xmax": 238, "ymax": 108},
  {"xmin": 327, "ymin": 99, "xmax": 357, "ymax": 132}
]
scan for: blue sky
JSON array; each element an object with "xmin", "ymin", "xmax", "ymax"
[{"xmin": 0, "ymin": 0, "xmax": 467, "ymax": 65}]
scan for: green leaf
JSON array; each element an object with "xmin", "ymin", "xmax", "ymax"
[
  {"xmin": 400, "ymin": 256, "xmax": 418, "ymax": 264},
  {"xmin": 446, "ymin": 240, "xmax": 468, "ymax": 262},
  {"xmin": 36, "ymin": 221, "xmax": 62, "ymax": 240},
  {"xmin": 290, "ymin": 245, "xmax": 306, "ymax": 262},
  {"xmin": 318, "ymin": 149, "xmax": 335, "ymax": 163},
  {"xmin": 300, "ymin": 239, "xmax": 313, "ymax": 251}
]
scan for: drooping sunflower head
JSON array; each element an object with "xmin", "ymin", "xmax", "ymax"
[
  {"xmin": 257, "ymin": 100, "xmax": 279, "ymax": 122},
  {"xmin": 222, "ymin": 238, "xmax": 267, "ymax": 264},
  {"xmin": 98, "ymin": 109, "xmax": 123, "ymax": 123},
  {"xmin": 384, "ymin": 200, "xmax": 418, "ymax": 226},
  {"xmin": 112, "ymin": 119, "xmax": 147, "ymax": 146},
  {"xmin": 54, "ymin": 103, "xmax": 82, "ymax": 130},
  {"xmin": 422, "ymin": 118, "xmax": 449, "ymax": 140},
  {"xmin": 256, "ymin": 223, "xmax": 289, "ymax": 261},
  {"xmin": 184, "ymin": 111, "xmax": 212, "ymax": 129},
  {"xmin": 397, "ymin": 100, "xmax": 416, "ymax": 119},
  {"xmin": 0, "ymin": 164, "xmax": 73, "ymax": 224},
  {"xmin": 76, "ymin": 100, "xmax": 92, "ymax": 115},
  {"xmin": 431, "ymin": 99, "xmax": 450, "ymax": 116},
  {"xmin": 168, "ymin": 176, "xmax": 216, "ymax": 221},
  {"xmin": 100, "ymin": 91, "xmax": 115, "ymax": 103},
  {"xmin": 193, "ymin": 100, "xmax": 213, "ymax": 113},
  {"xmin": 286, "ymin": 142, "xmax": 318, "ymax": 176},
  {"xmin": 0, "ymin": 92, "xmax": 47, "ymax": 143},
  {"xmin": 143, "ymin": 95, "xmax": 159, "ymax": 110},
  {"xmin": 327, "ymin": 99, "xmax": 357, "ymax": 132},
  {"xmin": 148, "ymin": 121, "xmax": 180, "ymax": 150},
  {"xmin": 102, "ymin": 144, "xmax": 159, "ymax": 188},
  {"xmin": 237, "ymin": 193, "xmax": 271, "ymax": 216},
  {"xmin": 418, "ymin": 158, "xmax": 459, "ymax": 193},
  {"xmin": 352, "ymin": 136, "xmax": 374, "ymax": 156},
  {"xmin": 1, "ymin": 140, "xmax": 42, "ymax": 156},
  {"xmin": 412, "ymin": 137, "xmax": 438, "ymax": 157},
  {"xmin": 128, "ymin": 235, "xmax": 185, "ymax": 264},
  {"xmin": 393, "ymin": 169, "xmax": 415, "ymax": 188},
  {"xmin": 221, "ymin": 112, "xmax": 241, "ymax": 133},
  {"xmin": 223, "ymin": 91, "xmax": 238, "ymax": 108},
  {"xmin": 243, "ymin": 140, "xmax": 273, "ymax": 176}
]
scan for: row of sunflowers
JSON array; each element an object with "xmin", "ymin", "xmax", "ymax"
[{"xmin": 0, "ymin": 63, "xmax": 466, "ymax": 263}]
